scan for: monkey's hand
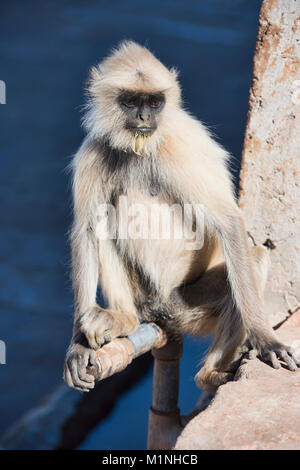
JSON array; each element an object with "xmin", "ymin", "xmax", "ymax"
[
  {"xmin": 77, "ymin": 305, "xmax": 138, "ymax": 350},
  {"xmin": 63, "ymin": 337, "xmax": 97, "ymax": 392},
  {"xmin": 248, "ymin": 334, "xmax": 300, "ymax": 371}
]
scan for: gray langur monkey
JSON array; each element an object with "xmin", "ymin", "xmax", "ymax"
[{"xmin": 63, "ymin": 41, "xmax": 299, "ymax": 392}]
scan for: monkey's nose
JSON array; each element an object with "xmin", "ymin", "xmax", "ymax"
[
  {"xmin": 139, "ymin": 112, "xmax": 148, "ymax": 121},
  {"xmin": 138, "ymin": 107, "xmax": 150, "ymax": 122}
]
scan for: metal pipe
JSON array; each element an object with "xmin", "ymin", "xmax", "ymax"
[
  {"xmin": 147, "ymin": 337, "xmax": 183, "ymax": 450},
  {"xmin": 86, "ymin": 322, "xmax": 167, "ymax": 381}
]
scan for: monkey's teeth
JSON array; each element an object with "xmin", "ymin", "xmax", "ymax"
[
  {"xmin": 131, "ymin": 131, "xmax": 150, "ymax": 156},
  {"xmin": 136, "ymin": 134, "xmax": 145, "ymax": 155}
]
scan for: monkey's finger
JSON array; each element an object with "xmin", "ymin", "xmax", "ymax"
[
  {"xmin": 77, "ymin": 355, "xmax": 95, "ymax": 384},
  {"xmin": 277, "ymin": 349, "xmax": 297, "ymax": 371},
  {"xmin": 69, "ymin": 359, "xmax": 95, "ymax": 389},
  {"xmin": 86, "ymin": 331, "xmax": 100, "ymax": 350},
  {"xmin": 95, "ymin": 330, "xmax": 106, "ymax": 348},
  {"xmin": 267, "ymin": 351, "xmax": 281, "ymax": 369},
  {"xmin": 64, "ymin": 365, "xmax": 86, "ymax": 391},
  {"xmin": 64, "ymin": 363, "xmax": 79, "ymax": 388},
  {"xmin": 248, "ymin": 349, "xmax": 258, "ymax": 360},
  {"xmin": 64, "ymin": 366, "xmax": 90, "ymax": 392},
  {"xmin": 287, "ymin": 347, "xmax": 300, "ymax": 367},
  {"xmin": 103, "ymin": 332, "xmax": 111, "ymax": 344},
  {"xmin": 63, "ymin": 364, "xmax": 72, "ymax": 386},
  {"xmin": 88, "ymin": 349, "xmax": 97, "ymax": 366}
]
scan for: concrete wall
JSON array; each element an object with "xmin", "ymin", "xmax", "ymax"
[{"xmin": 239, "ymin": 0, "xmax": 300, "ymax": 326}]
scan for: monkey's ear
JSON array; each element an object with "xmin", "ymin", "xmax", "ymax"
[
  {"xmin": 169, "ymin": 66, "xmax": 179, "ymax": 81},
  {"xmin": 88, "ymin": 66, "xmax": 103, "ymax": 85},
  {"xmin": 86, "ymin": 66, "xmax": 103, "ymax": 98}
]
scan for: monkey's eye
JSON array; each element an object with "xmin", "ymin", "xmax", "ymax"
[
  {"xmin": 121, "ymin": 99, "xmax": 136, "ymax": 108},
  {"xmin": 149, "ymin": 99, "xmax": 162, "ymax": 108}
]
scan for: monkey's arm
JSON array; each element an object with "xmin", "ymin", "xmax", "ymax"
[
  {"xmin": 63, "ymin": 140, "xmax": 102, "ymax": 390},
  {"xmin": 71, "ymin": 145, "xmax": 139, "ymax": 348},
  {"xmin": 218, "ymin": 207, "xmax": 298, "ymax": 371},
  {"xmin": 64, "ymin": 141, "xmax": 138, "ymax": 391},
  {"xmin": 71, "ymin": 221, "xmax": 100, "ymax": 334},
  {"xmin": 63, "ymin": 219, "xmax": 100, "ymax": 391}
]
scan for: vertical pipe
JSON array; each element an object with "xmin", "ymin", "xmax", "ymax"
[{"xmin": 147, "ymin": 336, "xmax": 183, "ymax": 450}]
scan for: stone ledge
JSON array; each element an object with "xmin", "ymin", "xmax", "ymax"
[{"xmin": 175, "ymin": 311, "xmax": 300, "ymax": 450}]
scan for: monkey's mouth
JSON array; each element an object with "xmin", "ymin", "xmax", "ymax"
[
  {"xmin": 131, "ymin": 127, "xmax": 155, "ymax": 135},
  {"xmin": 130, "ymin": 130, "xmax": 153, "ymax": 155}
]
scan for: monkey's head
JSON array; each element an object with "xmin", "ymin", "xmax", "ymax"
[
  {"xmin": 117, "ymin": 90, "xmax": 165, "ymax": 154},
  {"xmin": 83, "ymin": 41, "xmax": 181, "ymax": 156}
]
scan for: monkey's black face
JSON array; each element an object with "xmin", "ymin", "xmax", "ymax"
[{"xmin": 118, "ymin": 91, "xmax": 165, "ymax": 136}]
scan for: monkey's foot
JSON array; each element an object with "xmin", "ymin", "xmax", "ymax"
[
  {"xmin": 195, "ymin": 368, "xmax": 234, "ymax": 392},
  {"xmin": 78, "ymin": 306, "xmax": 139, "ymax": 350},
  {"xmin": 248, "ymin": 342, "xmax": 300, "ymax": 371}
]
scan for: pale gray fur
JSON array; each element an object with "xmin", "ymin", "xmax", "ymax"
[{"xmin": 63, "ymin": 41, "xmax": 299, "ymax": 393}]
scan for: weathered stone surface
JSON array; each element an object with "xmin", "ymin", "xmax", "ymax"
[
  {"xmin": 239, "ymin": 0, "xmax": 300, "ymax": 326},
  {"xmin": 175, "ymin": 312, "xmax": 300, "ymax": 450}
]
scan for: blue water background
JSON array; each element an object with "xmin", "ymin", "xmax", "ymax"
[{"xmin": 0, "ymin": 0, "xmax": 261, "ymax": 448}]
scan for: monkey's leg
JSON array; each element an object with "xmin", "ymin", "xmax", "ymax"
[{"xmin": 177, "ymin": 246, "xmax": 270, "ymax": 392}]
